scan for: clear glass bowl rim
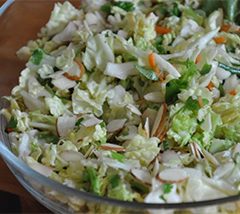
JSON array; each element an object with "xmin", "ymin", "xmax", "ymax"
[
  {"xmin": 1, "ymin": 0, "xmax": 240, "ymax": 210},
  {"xmin": 1, "ymin": 139, "xmax": 240, "ymax": 210}
]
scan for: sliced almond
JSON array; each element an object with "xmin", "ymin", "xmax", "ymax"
[
  {"xmin": 144, "ymin": 92, "xmax": 163, "ymax": 103},
  {"xmin": 151, "ymin": 103, "xmax": 168, "ymax": 141},
  {"xmin": 144, "ymin": 117, "xmax": 150, "ymax": 138},
  {"xmin": 100, "ymin": 143, "xmax": 125, "ymax": 152},
  {"xmin": 131, "ymin": 168, "xmax": 152, "ymax": 184},
  {"xmin": 107, "ymin": 119, "xmax": 127, "ymax": 132},
  {"xmin": 142, "ymin": 108, "xmax": 157, "ymax": 131},
  {"xmin": 158, "ymin": 168, "xmax": 188, "ymax": 183},
  {"xmin": 189, "ymin": 142, "xmax": 203, "ymax": 160},
  {"xmin": 82, "ymin": 115, "xmax": 102, "ymax": 127},
  {"xmin": 127, "ymin": 104, "xmax": 142, "ymax": 116},
  {"xmin": 151, "ymin": 105, "xmax": 164, "ymax": 137}
]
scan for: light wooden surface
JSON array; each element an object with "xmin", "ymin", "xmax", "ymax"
[{"xmin": 0, "ymin": 1, "xmax": 79, "ymax": 212}]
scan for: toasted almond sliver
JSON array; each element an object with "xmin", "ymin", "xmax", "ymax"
[
  {"xmin": 152, "ymin": 103, "xmax": 168, "ymax": 140},
  {"xmin": 151, "ymin": 105, "xmax": 164, "ymax": 137},
  {"xmin": 131, "ymin": 168, "xmax": 152, "ymax": 184},
  {"xmin": 100, "ymin": 143, "xmax": 125, "ymax": 152},
  {"xmin": 107, "ymin": 119, "xmax": 127, "ymax": 132},
  {"xmin": 189, "ymin": 142, "xmax": 203, "ymax": 160},
  {"xmin": 144, "ymin": 117, "xmax": 150, "ymax": 138}
]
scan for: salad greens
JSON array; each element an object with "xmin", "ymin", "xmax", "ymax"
[{"xmin": 2, "ymin": 0, "xmax": 240, "ymax": 212}]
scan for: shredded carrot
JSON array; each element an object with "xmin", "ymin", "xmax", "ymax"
[
  {"xmin": 155, "ymin": 25, "xmax": 171, "ymax": 35},
  {"xmin": 195, "ymin": 54, "xmax": 202, "ymax": 64},
  {"xmin": 63, "ymin": 73, "xmax": 80, "ymax": 81},
  {"xmin": 207, "ymin": 81, "xmax": 214, "ymax": 91},
  {"xmin": 154, "ymin": 66, "xmax": 165, "ymax": 82},
  {"xmin": 75, "ymin": 59, "xmax": 85, "ymax": 77},
  {"xmin": 221, "ymin": 24, "xmax": 231, "ymax": 32},
  {"xmin": 198, "ymin": 97, "xmax": 203, "ymax": 108},
  {"xmin": 229, "ymin": 89, "xmax": 237, "ymax": 96},
  {"xmin": 213, "ymin": 36, "xmax": 227, "ymax": 44},
  {"xmin": 63, "ymin": 60, "xmax": 85, "ymax": 81},
  {"xmin": 148, "ymin": 52, "xmax": 165, "ymax": 82},
  {"xmin": 148, "ymin": 52, "xmax": 156, "ymax": 69}
]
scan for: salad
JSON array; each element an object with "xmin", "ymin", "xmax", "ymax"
[{"xmin": 2, "ymin": 0, "xmax": 240, "ymax": 211}]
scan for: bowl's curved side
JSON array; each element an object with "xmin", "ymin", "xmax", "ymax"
[
  {"xmin": 1, "ymin": 98, "xmax": 240, "ymax": 214},
  {"xmin": 0, "ymin": 0, "xmax": 14, "ymax": 16}
]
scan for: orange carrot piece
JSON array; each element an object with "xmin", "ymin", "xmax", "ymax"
[
  {"xmin": 213, "ymin": 36, "xmax": 227, "ymax": 44},
  {"xmin": 195, "ymin": 54, "xmax": 202, "ymax": 64},
  {"xmin": 229, "ymin": 89, "xmax": 237, "ymax": 96},
  {"xmin": 221, "ymin": 24, "xmax": 231, "ymax": 32},
  {"xmin": 148, "ymin": 52, "xmax": 156, "ymax": 69},
  {"xmin": 75, "ymin": 59, "xmax": 85, "ymax": 77},
  {"xmin": 154, "ymin": 66, "xmax": 165, "ymax": 82},
  {"xmin": 207, "ymin": 81, "xmax": 214, "ymax": 91},
  {"xmin": 155, "ymin": 26, "xmax": 171, "ymax": 35},
  {"xmin": 63, "ymin": 60, "xmax": 85, "ymax": 81},
  {"xmin": 63, "ymin": 73, "xmax": 80, "ymax": 81}
]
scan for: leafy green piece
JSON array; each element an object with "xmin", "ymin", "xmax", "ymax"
[
  {"xmin": 114, "ymin": 1, "xmax": 134, "ymax": 12},
  {"xmin": 109, "ymin": 174, "xmax": 121, "ymax": 188},
  {"xmin": 75, "ymin": 118, "xmax": 84, "ymax": 127},
  {"xmin": 131, "ymin": 180, "xmax": 149, "ymax": 194},
  {"xmin": 167, "ymin": 108, "xmax": 198, "ymax": 146},
  {"xmin": 184, "ymin": 97, "xmax": 208, "ymax": 112},
  {"xmin": 215, "ymin": 124, "xmax": 240, "ymax": 142},
  {"xmin": 101, "ymin": 1, "xmax": 134, "ymax": 14},
  {"xmin": 170, "ymin": 3, "xmax": 181, "ymax": 17},
  {"xmin": 200, "ymin": 64, "xmax": 212, "ymax": 75},
  {"xmin": 218, "ymin": 84, "xmax": 225, "ymax": 97},
  {"xmin": 125, "ymin": 135, "xmax": 160, "ymax": 166},
  {"xmin": 165, "ymin": 60, "xmax": 198, "ymax": 104},
  {"xmin": 182, "ymin": 8, "xmax": 204, "ymax": 25},
  {"xmin": 38, "ymin": 132, "xmax": 59, "ymax": 144},
  {"xmin": 184, "ymin": 97, "xmax": 200, "ymax": 112},
  {"xmin": 163, "ymin": 141, "xmax": 170, "ymax": 151},
  {"xmin": 5, "ymin": 116, "xmax": 17, "ymax": 132},
  {"xmin": 111, "ymin": 151, "xmax": 125, "ymax": 162},
  {"xmin": 36, "ymin": 74, "xmax": 53, "ymax": 87},
  {"xmin": 100, "ymin": 3, "xmax": 112, "ymax": 13},
  {"xmin": 163, "ymin": 183, "xmax": 173, "ymax": 194},
  {"xmin": 135, "ymin": 65, "xmax": 158, "ymax": 81},
  {"xmin": 155, "ymin": 36, "xmax": 167, "ymax": 54},
  {"xmin": 31, "ymin": 49, "xmax": 44, "ymax": 65},
  {"xmin": 85, "ymin": 167, "xmax": 101, "ymax": 195},
  {"xmin": 108, "ymin": 180, "xmax": 134, "ymax": 201}
]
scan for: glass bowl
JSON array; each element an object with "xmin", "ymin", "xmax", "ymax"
[{"xmin": 0, "ymin": 1, "xmax": 240, "ymax": 213}]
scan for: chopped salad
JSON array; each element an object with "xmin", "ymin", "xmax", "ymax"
[{"xmin": 2, "ymin": 0, "xmax": 240, "ymax": 208}]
